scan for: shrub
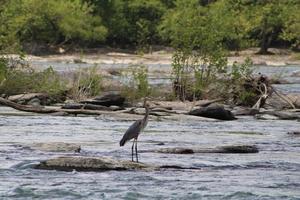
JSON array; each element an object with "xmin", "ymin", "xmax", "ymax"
[
  {"xmin": 121, "ymin": 65, "xmax": 151, "ymax": 102},
  {"xmin": 68, "ymin": 66, "xmax": 102, "ymax": 102}
]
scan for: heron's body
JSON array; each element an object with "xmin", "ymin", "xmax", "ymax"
[{"xmin": 120, "ymin": 102, "xmax": 149, "ymax": 162}]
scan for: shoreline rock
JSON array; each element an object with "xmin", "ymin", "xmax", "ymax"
[{"xmin": 189, "ymin": 104, "xmax": 236, "ymax": 120}]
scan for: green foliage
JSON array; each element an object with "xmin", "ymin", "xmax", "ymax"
[
  {"xmin": 0, "ymin": 0, "xmax": 107, "ymax": 49},
  {"xmin": 0, "ymin": 57, "xmax": 8, "ymax": 85},
  {"xmin": 1, "ymin": 0, "xmax": 299, "ymax": 51},
  {"xmin": 281, "ymin": 2, "xmax": 300, "ymax": 49},
  {"xmin": 226, "ymin": 58, "xmax": 256, "ymax": 105},
  {"xmin": 0, "ymin": 63, "xmax": 66, "ymax": 97},
  {"xmin": 160, "ymin": 0, "xmax": 228, "ymax": 100},
  {"xmin": 121, "ymin": 66, "xmax": 150, "ymax": 102}
]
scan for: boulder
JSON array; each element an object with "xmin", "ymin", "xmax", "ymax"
[
  {"xmin": 81, "ymin": 91, "xmax": 125, "ymax": 107},
  {"xmin": 29, "ymin": 142, "xmax": 81, "ymax": 152},
  {"xmin": 35, "ymin": 156, "xmax": 155, "ymax": 172},
  {"xmin": 154, "ymin": 145, "xmax": 258, "ymax": 154},
  {"xmin": 189, "ymin": 104, "xmax": 236, "ymax": 120}
]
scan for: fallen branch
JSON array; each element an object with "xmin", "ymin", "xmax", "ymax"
[
  {"xmin": 252, "ymin": 83, "xmax": 269, "ymax": 109},
  {"xmin": 0, "ymin": 97, "xmax": 120, "ymax": 115},
  {"xmin": 273, "ymin": 90, "xmax": 296, "ymax": 109}
]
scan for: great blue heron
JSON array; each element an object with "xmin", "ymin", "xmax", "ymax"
[{"xmin": 119, "ymin": 100, "xmax": 150, "ymax": 162}]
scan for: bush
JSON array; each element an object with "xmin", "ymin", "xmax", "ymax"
[
  {"xmin": 68, "ymin": 66, "xmax": 102, "ymax": 102},
  {"xmin": 121, "ymin": 65, "xmax": 151, "ymax": 102},
  {"xmin": 0, "ymin": 59, "xmax": 67, "ymax": 99}
]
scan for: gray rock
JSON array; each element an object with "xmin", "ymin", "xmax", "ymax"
[
  {"xmin": 266, "ymin": 93, "xmax": 300, "ymax": 109},
  {"xmin": 27, "ymin": 98, "xmax": 41, "ymax": 107},
  {"xmin": 255, "ymin": 114, "xmax": 280, "ymax": 120},
  {"xmin": 29, "ymin": 142, "xmax": 81, "ymax": 152},
  {"xmin": 35, "ymin": 156, "xmax": 155, "ymax": 172},
  {"xmin": 189, "ymin": 104, "xmax": 236, "ymax": 120},
  {"xmin": 232, "ymin": 107, "xmax": 259, "ymax": 116},
  {"xmin": 8, "ymin": 93, "xmax": 49, "ymax": 105},
  {"xmin": 259, "ymin": 110, "xmax": 300, "ymax": 120},
  {"xmin": 81, "ymin": 91, "xmax": 125, "ymax": 107},
  {"xmin": 61, "ymin": 103, "xmax": 84, "ymax": 109},
  {"xmin": 154, "ymin": 145, "xmax": 259, "ymax": 154}
]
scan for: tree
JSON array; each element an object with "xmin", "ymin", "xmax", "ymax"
[
  {"xmin": 0, "ymin": 0, "xmax": 107, "ymax": 50},
  {"xmin": 159, "ymin": 0, "xmax": 228, "ymax": 100},
  {"xmin": 281, "ymin": 1, "xmax": 300, "ymax": 50}
]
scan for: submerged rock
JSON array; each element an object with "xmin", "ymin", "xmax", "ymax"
[
  {"xmin": 156, "ymin": 148, "xmax": 194, "ymax": 154},
  {"xmin": 35, "ymin": 156, "xmax": 155, "ymax": 172},
  {"xmin": 287, "ymin": 131, "xmax": 300, "ymax": 136},
  {"xmin": 29, "ymin": 142, "xmax": 81, "ymax": 152},
  {"xmin": 189, "ymin": 104, "xmax": 236, "ymax": 120},
  {"xmin": 155, "ymin": 145, "xmax": 259, "ymax": 154}
]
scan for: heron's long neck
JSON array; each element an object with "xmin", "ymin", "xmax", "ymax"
[{"xmin": 142, "ymin": 106, "xmax": 150, "ymax": 128}]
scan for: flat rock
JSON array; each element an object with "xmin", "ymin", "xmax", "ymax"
[
  {"xmin": 189, "ymin": 104, "xmax": 236, "ymax": 120},
  {"xmin": 81, "ymin": 91, "xmax": 125, "ymax": 107},
  {"xmin": 61, "ymin": 103, "xmax": 112, "ymax": 111},
  {"xmin": 255, "ymin": 114, "xmax": 280, "ymax": 120},
  {"xmin": 232, "ymin": 107, "xmax": 259, "ymax": 116},
  {"xmin": 8, "ymin": 93, "xmax": 50, "ymax": 105},
  {"xmin": 35, "ymin": 156, "xmax": 155, "ymax": 172},
  {"xmin": 29, "ymin": 142, "xmax": 81, "ymax": 152},
  {"xmin": 154, "ymin": 145, "xmax": 259, "ymax": 154},
  {"xmin": 258, "ymin": 110, "xmax": 300, "ymax": 120}
]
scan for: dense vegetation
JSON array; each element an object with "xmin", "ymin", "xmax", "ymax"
[
  {"xmin": 0, "ymin": 0, "xmax": 299, "ymax": 104},
  {"xmin": 0, "ymin": 0, "xmax": 299, "ymax": 54}
]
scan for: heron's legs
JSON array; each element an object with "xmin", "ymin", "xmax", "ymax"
[
  {"xmin": 135, "ymin": 139, "xmax": 138, "ymax": 163},
  {"xmin": 131, "ymin": 140, "xmax": 135, "ymax": 162}
]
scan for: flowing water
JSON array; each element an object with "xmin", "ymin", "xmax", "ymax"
[
  {"xmin": 1, "ymin": 61, "xmax": 300, "ymax": 199},
  {"xmin": 0, "ymin": 107, "xmax": 300, "ymax": 200}
]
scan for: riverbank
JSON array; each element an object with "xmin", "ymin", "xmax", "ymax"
[{"xmin": 6, "ymin": 47, "xmax": 300, "ymax": 67}]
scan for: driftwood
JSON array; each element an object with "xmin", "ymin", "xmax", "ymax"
[
  {"xmin": 0, "ymin": 97, "xmax": 119, "ymax": 115},
  {"xmin": 246, "ymin": 74, "xmax": 295, "ymax": 109}
]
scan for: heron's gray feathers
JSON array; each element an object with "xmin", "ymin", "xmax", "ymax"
[{"xmin": 119, "ymin": 119, "xmax": 143, "ymax": 146}]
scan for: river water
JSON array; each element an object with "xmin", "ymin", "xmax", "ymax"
[
  {"xmin": 0, "ymin": 61, "xmax": 300, "ymax": 199},
  {"xmin": 29, "ymin": 60, "xmax": 300, "ymax": 93},
  {"xmin": 0, "ymin": 107, "xmax": 300, "ymax": 199}
]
